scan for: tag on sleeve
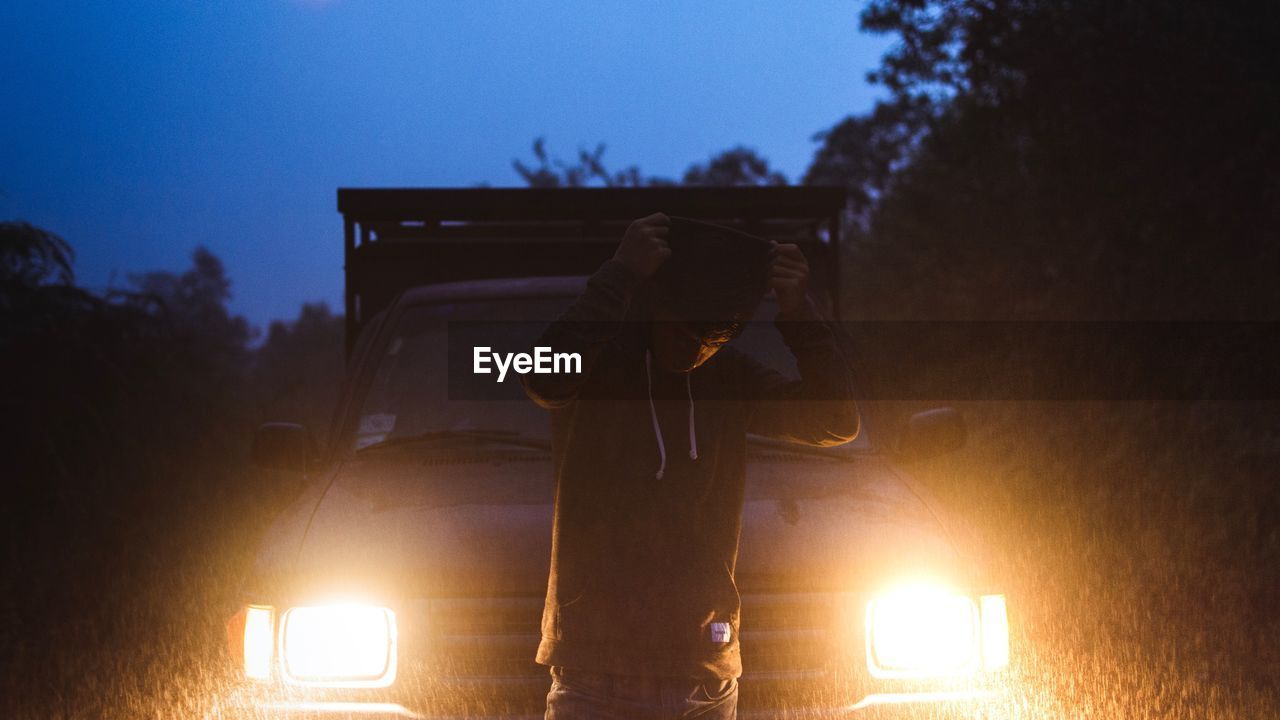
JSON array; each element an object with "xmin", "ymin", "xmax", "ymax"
[{"xmin": 710, "ymin": 622, "xmax": 731, "ymax": 643}]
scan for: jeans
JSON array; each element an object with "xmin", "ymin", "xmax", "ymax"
[{"xmin": 544, "ymin": 665, "xmax": 738, "ymax": 720}]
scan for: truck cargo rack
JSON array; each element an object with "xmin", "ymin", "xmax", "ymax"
[{"xmin": 337, "ymin": 186, "xmax": 849, "ymax": 354}]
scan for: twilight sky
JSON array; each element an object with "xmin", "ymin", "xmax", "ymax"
[{"xmin": 1, "ymin": 1, "xmax": 890, "ymax": 329}]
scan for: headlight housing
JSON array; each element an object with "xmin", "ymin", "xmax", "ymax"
[
  {"xmin": 227, "ymin": 605, "xmax": 275, "ymax": 681},
  {"xmin": 228, "ymin": 602, "xmax": 397, "ymax": 687},
  {"xmin": 865, "ymin": 582, "xmax": 1008, "ymax": 679},
  {"xmin": 280, "ymin": 604, "xmax": 398, "ymax": 687}
]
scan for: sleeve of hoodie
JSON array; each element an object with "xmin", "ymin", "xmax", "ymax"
[
  {"xmin": 735, "ymin": 299, "xmax": 860, "ymax": 446},
  {"xmin": 519, "ymin": 258, "xmax": 640, "ymax": 409}
]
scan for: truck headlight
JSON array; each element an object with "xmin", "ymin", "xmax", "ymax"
[
  {"xmin": 227, "ymin": 605, "xmax": 275, "ymax": 681},
  {"xmin": 280, "ymin": 603, "xmax": 398, "ymax": 687},
  {"xmin": 865, "ymin": 583, "xmax": 1008, "ymax": 679}
]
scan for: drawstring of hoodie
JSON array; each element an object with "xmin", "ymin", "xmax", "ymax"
[
  {"xmin": 644, "ymin": 350, "xmax": 698, "ymax": 480},
  {"xmin": 685, "ymin": 370, "xmax": 698, "ymax": 461},
  {"xmin": 643, "ymin": 351, "xmax": 666, "ymax": 480}
]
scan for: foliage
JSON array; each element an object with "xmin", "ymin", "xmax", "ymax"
[
  {"xmin": 126, "ymin": 247, "xmax": 254, "ymax": 376},
  {"xmin": 814, "ymin": 2, "xmax": 1280, "ymax": 716},
  {"xmin": 681, "ymin": 145, "xmax": 787, "ymax": 187},
  {"xmin": 512, "ymin": 137, "xmax": 668, "ymax": 187},
  {"xmin": 803, "ymin": 95, "xmax": 932, "ymax": 221},
  {"xmin": 513, "ymin": 137, "xmax": 788, "ymax": 188},
  {"xmin": 0, "ymin": 221, "xmax": 75, "ymax": 289},
  {"xmin": 809, "ymin": 0, "xmax": 1280, "ymax": 321},
  {"xmin": 1, "ymin": 233, "xmax": 343, "ymax": 717},
  {"xmin": 251, "ymin": 301, "xmax": 346, "ymax": 437}
]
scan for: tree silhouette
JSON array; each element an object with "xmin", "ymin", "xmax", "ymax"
[
  {"xmin": 681, "ymin": 145, "xmax": 787, "ymax": 187},
  {"xmin": 0, "ymin": 230, "xmax": 284, "ymax": 717},
  {"xmin": 1, "ymin": 221, "xmax": 75, "ymax": 289},
  {"xmin": 807, "ymin": 0, "xmax": 1280, "ymax": 319},
  {"xmin": 513, "ymin": 138, "xmax": 789, "ymax": 189},
  {"xmin": 512, "ymin": 137, "xmax": 670, "ymax": 187},
  {"xmin": 252, "ymin": 301, "xmax": 346, "ymax": 434},
  {"xmin": 127, "ymin": 247, "xmax": 252, "ymax": 367}
]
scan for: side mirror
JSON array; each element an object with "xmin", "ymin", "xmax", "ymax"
[
  {"xmin": 251, "ymin": 423, "xmax": 318, "ymax": 473},
  {"xmin": 897, "ymin": 407, "xmax": 966, "ymax": 461}
]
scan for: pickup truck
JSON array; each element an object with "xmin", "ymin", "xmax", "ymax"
[{"xmin": 213, "ymin": 187, "xmax": 1012, "ymax": 719}]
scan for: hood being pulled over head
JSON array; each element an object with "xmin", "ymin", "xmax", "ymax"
[{"xmin": 649, "ymin": 216, "xmax": 772, "ymax": 332}]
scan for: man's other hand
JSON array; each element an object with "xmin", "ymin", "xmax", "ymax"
[
  {"xmin": 615, "ymin": 213, "xmax": 671, "ymax": 280},
  {"xmin": 769, "ymin": 242, "xmax": 809, "ymax": 314}
]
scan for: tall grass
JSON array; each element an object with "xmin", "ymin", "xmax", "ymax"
[
  {"xmin": 896, "ymin": 400, "xmax": 1280, "ymax": 718},
  {"xmin": 2, "ymin": 288, "xmax": 341, "ymax": 718}
]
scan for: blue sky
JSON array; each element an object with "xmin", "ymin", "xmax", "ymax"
[{"xmin": 1, "ymin": 1, "xmax": 891, "ymax": 329}]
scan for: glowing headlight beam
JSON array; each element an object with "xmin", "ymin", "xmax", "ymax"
[
  {"xmin": 226, "ymin": 605, "xmax": 274, "ymax": 681},
  {"xmin": 280, "ymin": 603, "xmax": 397, "ymax": 687},
  {"xmin": 865, "ymin": 582, "xmax": 983, "ymax": 679},
  {"xmin": 980, "ymin": 594, "xmax": 1009, "ymax": 670},
  {"xmin": 244, "ymin": 606, "xmax": 275, "ymax": 680}
]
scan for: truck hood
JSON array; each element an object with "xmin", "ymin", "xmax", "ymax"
[{"xmin": 278, "ymin": 445, "xmax": 959, "ymax": 598}]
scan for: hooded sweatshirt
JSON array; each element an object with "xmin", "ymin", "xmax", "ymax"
[{"xmin": 520, "ymin": 256, "xmax": 860, "ymax": 680}]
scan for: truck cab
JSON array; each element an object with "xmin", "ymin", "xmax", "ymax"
[{"xmin": 215, "ymin": 187, "xmax": 1012, "ymax": 718}]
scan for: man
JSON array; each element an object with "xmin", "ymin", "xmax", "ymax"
[{"xmin": 521, "ymin": 212, "xmax": 859, "ymax": 719}]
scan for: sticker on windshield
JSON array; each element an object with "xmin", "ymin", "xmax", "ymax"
[{"xmin": 359, "ymin": 413, "xmax": 396, "ymax": 434}]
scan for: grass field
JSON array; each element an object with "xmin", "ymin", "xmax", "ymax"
[{"xmin": 898, "ymin": 400, "xmax": 1280, "ymax": 718}]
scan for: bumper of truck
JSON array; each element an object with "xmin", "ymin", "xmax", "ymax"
[{"xmin": 210, "ymin": 685, "xmax": 1006, "ymax": 720}]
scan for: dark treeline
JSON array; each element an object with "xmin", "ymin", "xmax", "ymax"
[
  {"xmin": 1, "ymin": 225, "xmax": 345, "ymax": 716},
  {"xmin": 813, "ymin": 2, "xmax": 1280, "ymax": 716},
  {"xmin": 816, "ymin": 0, "xmax": 1279, "ymax": 322},
  {"xmin": 4, "ymin": 0, "xmax": 1279, "ymax": 716}
]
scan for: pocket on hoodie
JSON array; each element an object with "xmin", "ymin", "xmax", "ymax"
[
  {"xmin": 544, "ymin": 574, "xmax": 597, "ymax": 641},
  {"xmin": 689, "ymin": 677, "xmax": 738, "ymax": 706}
]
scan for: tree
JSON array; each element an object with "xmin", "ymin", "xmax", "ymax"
[
  {"xmin": 0, "ymin": 221, "xmax": 74, "ymax": 289},
  {"xmin": 128, "ymin": 247, "xmax": 252, "ymax": 363},
  {"xmin": 252, "ymin": 301, "xmax": 346, "ymax": 433},
  {"xmin": 681, "ymin": 146, "xmax": 787, "ymax": 186},
  {"xmin": 513, "ymin": 137, "xmax": 673, "ymax": 187},
  {"xmin": 513, "ymin": 139, "xmax": 788, "ymax": 189},
  {"xmin": 808, "ymin": 0, "xmax": 1280, "ymax": 319},
  {"xmin": 0, "ymin": 222, "xmax": 118, "ymax": 344},
  {"xmin": 803, "ymin": 95, "xmax": 932, "ymax": 222},
  {"xmin": 1, "ymin": 232, "xmax": 274, "ymax": 717}
]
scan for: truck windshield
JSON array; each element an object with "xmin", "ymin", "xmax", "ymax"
[{"xmin": 349, "ymin": 293, "xmax": 867, "ymax": 452}]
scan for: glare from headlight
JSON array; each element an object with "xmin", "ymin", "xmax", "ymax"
[
  {"xmin": 280, "ymin": 603, "xmax": 397, "ymax": 687},
  {"xmin": 980, "ymin": 594, "xmax": 1009, "ymax": 670},
  {"xmin": 866, "ymin": 582, "xmax": 980, "ymax": 679},
  {"xmin": 243, "ymin": 606, "xmax": 274, "ymax": 681}
]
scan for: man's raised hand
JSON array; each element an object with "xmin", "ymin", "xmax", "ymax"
[
  {"xmin": 614, "ymin": 213, "xmax": 672, "ymax": 280},
  {"xmin": 769, "ymin": 242, "xmax": 810, "ymax": 314}
]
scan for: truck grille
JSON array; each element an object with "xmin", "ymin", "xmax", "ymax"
[{"xmin": 392, "ymin": 591, "xmax": 864, "ymax": 716}]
